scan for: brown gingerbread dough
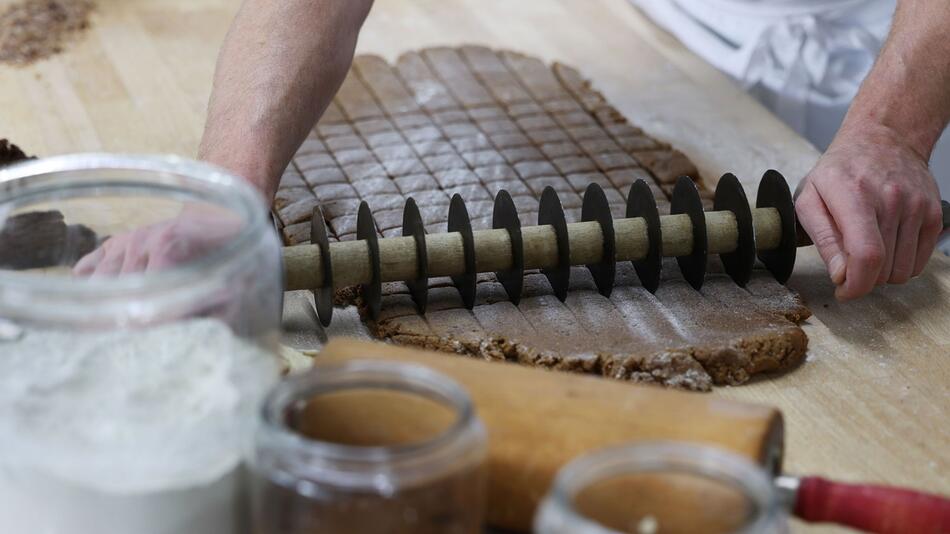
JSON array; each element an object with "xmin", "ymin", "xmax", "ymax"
[
  {"xmin": 279, "ymin": 46, "xmax": 811, "ymax": 391},
  {"xmin": 369, "ymin": 262, "xmax": 808, "ymax": 392}
]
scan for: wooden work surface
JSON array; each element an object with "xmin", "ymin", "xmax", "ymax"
[{"xmin": 1, "ymin": 0, "xmax": 947, "ymax": 531}]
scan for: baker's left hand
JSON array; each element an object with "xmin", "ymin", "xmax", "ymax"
[
  {"xmin": 73, "ymin": 205, "xmax": 241, "ymax": 276},
  {"xmin": 795, "ymin": 123, "xmax": 944, "ymax": 301}
]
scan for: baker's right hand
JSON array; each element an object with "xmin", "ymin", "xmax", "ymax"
[
  {"xmin": 795, "ymin": 123, "xmax": 944, "ymax": 300},
  {"xmin": 73, "ymin": 206, "xmax": 241, "ymax": 276}
]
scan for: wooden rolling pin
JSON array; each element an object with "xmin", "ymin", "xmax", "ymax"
[{"xmin": 315, "ymin": 338, "xmax": 784, "ymax": 532}]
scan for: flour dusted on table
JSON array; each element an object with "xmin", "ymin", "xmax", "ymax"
[{"xmin": 0, "ymin": 319, "xmax": 279, "ymax": 534}]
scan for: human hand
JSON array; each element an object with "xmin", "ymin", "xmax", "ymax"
[
  {"xmin": 795, "ymin": 124, "xmax": 944, "ymax": 301},
  {"xmin": 73, "ymin": 205, "xmax": 242, "ymax": 276}
]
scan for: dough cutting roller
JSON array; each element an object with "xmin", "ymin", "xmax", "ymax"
[{"xmin": 282, "ymin": 170, "xmax": 950, "ymax": 325}]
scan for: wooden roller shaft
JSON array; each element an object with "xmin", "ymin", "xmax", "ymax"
[
  {"xmin": 285, "ymin": 207, "xmax": 781, "ymax": 289},
  {"xmin": 284, "ymin": 171, "xmax": 800, "ymax": 325}
]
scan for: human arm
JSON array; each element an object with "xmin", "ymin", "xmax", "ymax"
[
  {"xmin": 795, "ymin": 0, "xmax": 949, "ymax": 300},
  {"xmin": 198, "ymin": 0, "xmax": 374, "ymax": 202},
  {"xmin": 76, "ymin": 0, "xmax": 373, "ymax": 275}
]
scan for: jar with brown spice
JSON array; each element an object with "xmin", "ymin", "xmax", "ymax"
[{"xmin": 250, "ymin": 360, "xmax": 488, "ymax": 534}]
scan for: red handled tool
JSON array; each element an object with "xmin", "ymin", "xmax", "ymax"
[{"xmin": 777, "ymin": 475, "xmax": 950, "ymax": 533}]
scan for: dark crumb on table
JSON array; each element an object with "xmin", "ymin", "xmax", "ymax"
[{"xmin": 0, "ymin": 139, "xmax": 33, "ymax": 167}]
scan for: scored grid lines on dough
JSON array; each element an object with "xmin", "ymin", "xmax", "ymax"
[
  {"xmin": 446, "ymin": 47, "xmax": 584, "ymax": 220},
  {"xmin": 460, "ymin": 47, "xmax": 621, "ymax": 217},
  {"xmin": 349, "ymin": 56, "xmax": 456, "ymax": 237},
  {"xmin": 280, "ymin": 46, "xmax": 703, "ymax": 246},
  {"xmin": 359, "ymin": 55, "xmax": 486, "ymax": 235},
  {"xmin": 278, "ymin": 47, "xmax": 809, "ymax": 391},
  {"xmin": 417, "ymin": 46, "xmax": 597, "ymax": 331},
  {"xmin": 418, "ymin": 47, "xmax": 548, "ymax": 226}
]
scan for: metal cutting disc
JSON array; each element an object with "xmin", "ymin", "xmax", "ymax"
[
  {"xmin": 626, "ymin": 179, "xmax": 662, "ymax": 293},
  {"xmin": 538, "ymin": 186, "xmax": 571, "ymax": 301},
  {"xmin": 714, "ymin": 173, "xmax": 755, "ymax": 287},
  {"xmin": 309, "ymin": 206, "xmax": 334, "ymax": 326},
  {"xmin": 670, "ymin": 176, "xmax": 708, "ymax": 290},
  {"xmin": 756, "ymin": 170, "xmax": 796, "ymax": 284},
  {"xmin": 581, "ymin": 183, "xmax": 616, "ymax": 297},
  {"xmin": 402, "ymin": 197, "xmax": 429, "ymax": 314},
  {"xmin": 448, "ymin": 194, "xmax": 477, "ymax": 309},
  {"xmin": 356, "ymin": 202, "xmax": 382, "ymax": 320},
  {"xmin": 493, "ymin": 189, "xmax": 524, "ymax": 304}
]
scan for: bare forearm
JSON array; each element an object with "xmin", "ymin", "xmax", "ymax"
[
  {"xmin": 796, "ymin": 0, "xmax": 948, "ymax": 300},
  {"xmin": 198, "ymin": 0, "xmax": 372, "ymax": 201},
  {"xmin": 840, "ymin": 0, "xmax": 950, "ymax": 158}
]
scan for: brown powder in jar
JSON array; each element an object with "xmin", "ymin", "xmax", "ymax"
[
  {"xmin": 0, "ymin": 0, "xmax": 95, "ymax": 66},
  {"xmin": 252, "ymin": 465, "xmax": 486, "ymax": 534},
  {"xmin": 251, "ymin": 388, "xmax": 486, "ymax": 534}
]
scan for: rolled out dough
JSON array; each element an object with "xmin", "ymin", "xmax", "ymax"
[{"xmin": 280, "ymin": 46, "xmax": 811, "ymax": 391}]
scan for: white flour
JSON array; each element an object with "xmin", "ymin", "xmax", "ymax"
[{"xmin": 0, "ymin": 319, "xmax": 279, "ymax": 534}]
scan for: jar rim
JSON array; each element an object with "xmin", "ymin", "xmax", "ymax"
[
  {"xmin": 539, "ymin": 441, "xmax": 779, "ymax": 534},
  {"xmin": 0, "ymin": 153, "xmax": 269, "ymax": 300},
  {"xmin": 256, "ymin": 359, "xmax": 486, "ymax": 491}
]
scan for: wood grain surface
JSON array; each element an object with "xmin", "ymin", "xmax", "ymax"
[{"xmin": 1, "ymin": 0, "xmax": 947, "ymax": 532}]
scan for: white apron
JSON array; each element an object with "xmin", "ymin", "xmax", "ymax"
[{"xmin": 631, "ymin": 0, "xmax": 896, "ymax": 149}]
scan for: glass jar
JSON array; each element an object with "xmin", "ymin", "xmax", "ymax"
[
  {"xmin": 534, "ymin": 441, "xmax": 788, "ymax": 534},
  {"xmin": 251, "ymin": 360, "xmax": 488, "ymax": 534},
  {"xmin": 0, "ymin": 154, "xmax": 283, "ymax": 534}
]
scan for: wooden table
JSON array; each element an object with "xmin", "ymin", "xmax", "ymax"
[{"xmin": 2, "ymin": 0, "xmax": 947, "ymax": 531}]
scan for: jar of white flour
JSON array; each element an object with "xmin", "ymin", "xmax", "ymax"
[{"xmin": 0, "ymin": 155, "xmax": 283, "ymax": 534}]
